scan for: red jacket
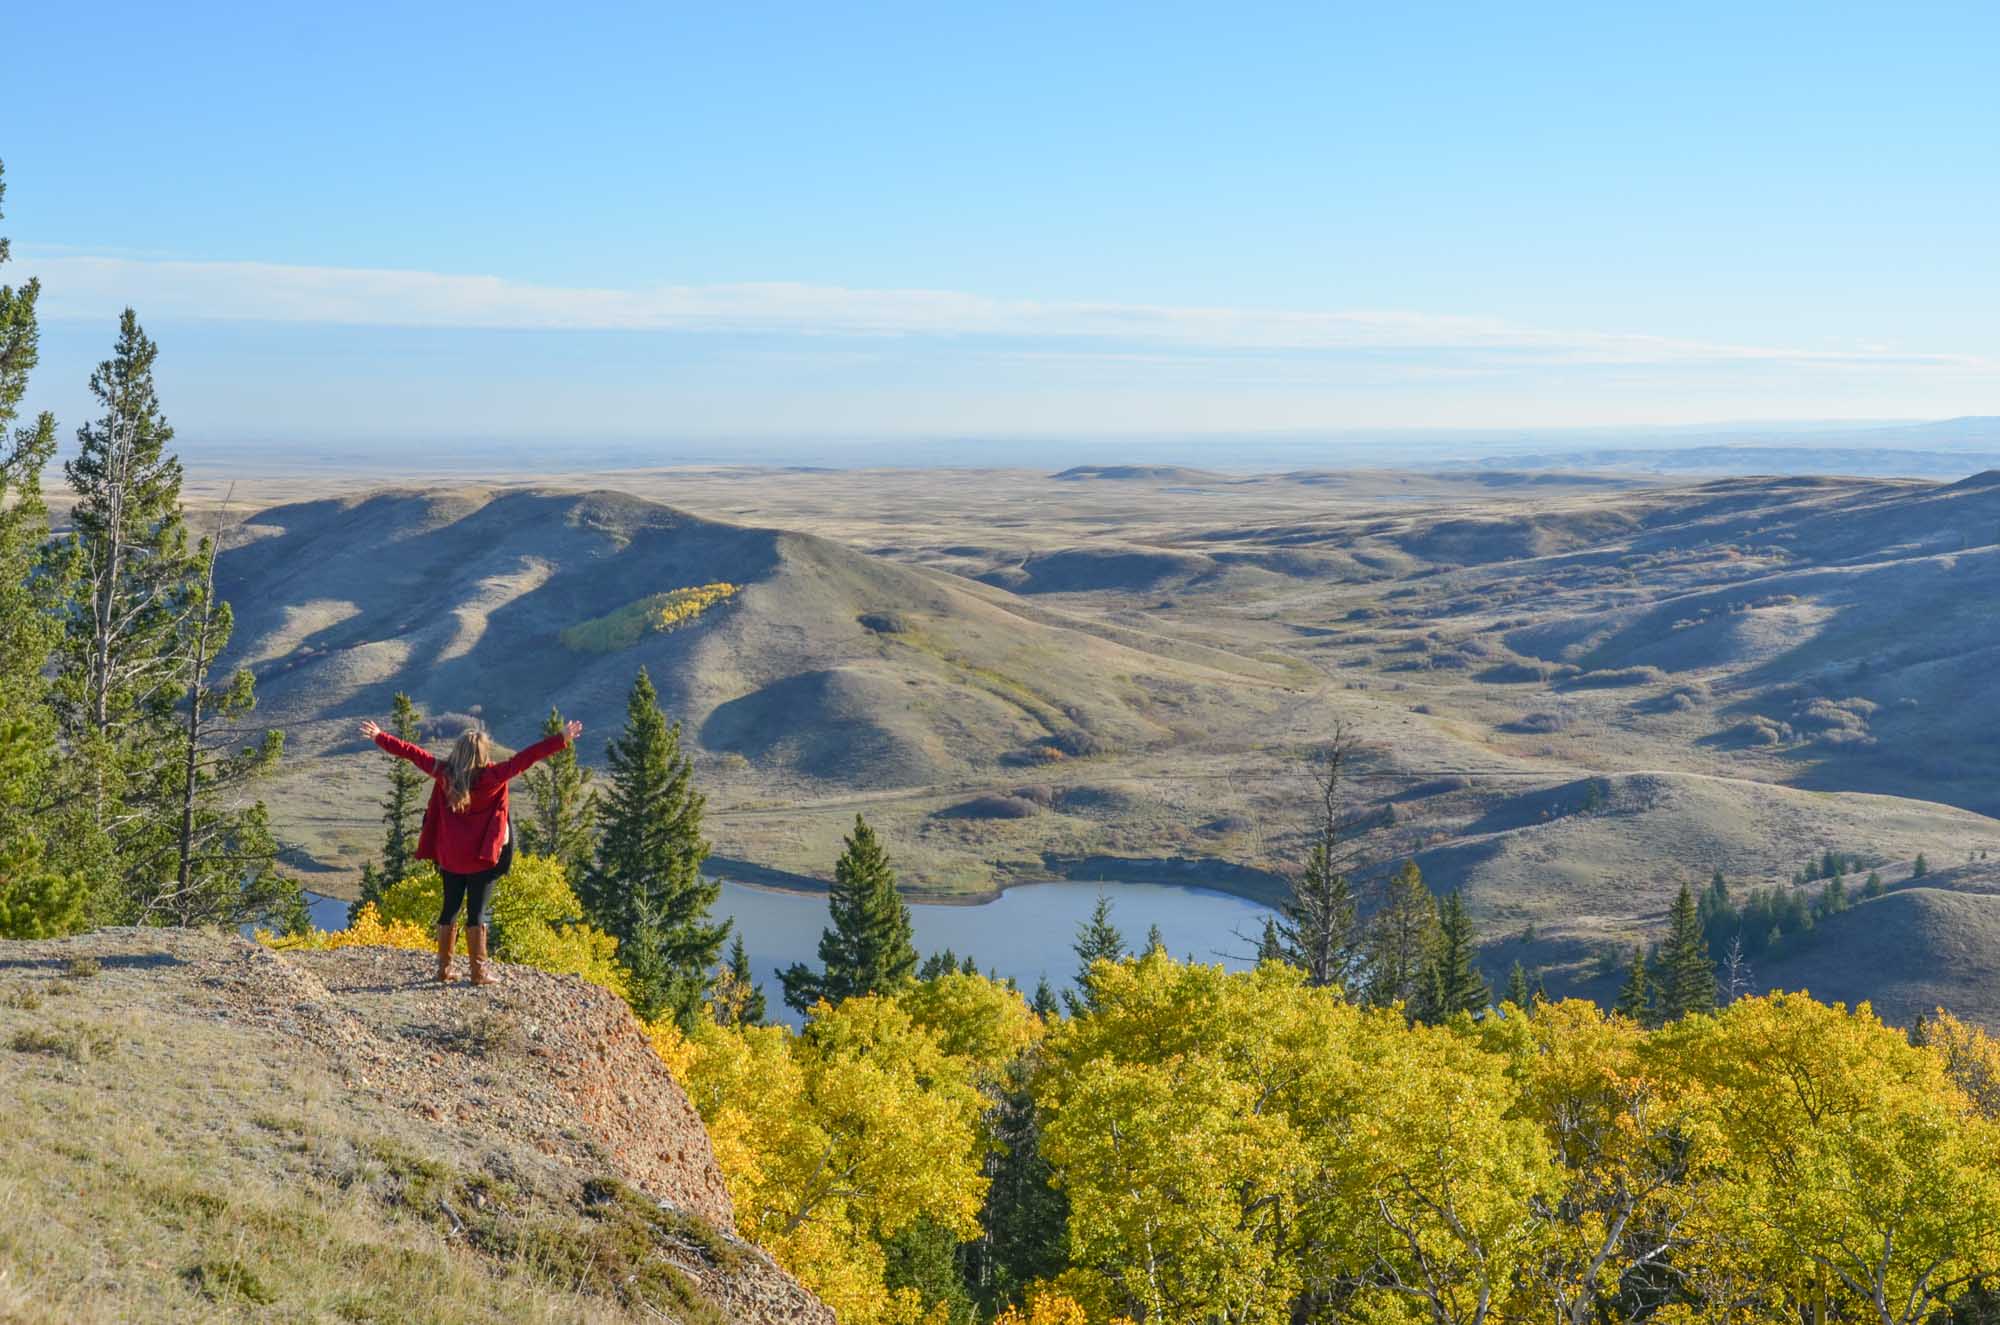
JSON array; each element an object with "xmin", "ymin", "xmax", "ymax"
[{"xmin": 373, "ymin": 730, "xmax": 571, "ymax": 874}]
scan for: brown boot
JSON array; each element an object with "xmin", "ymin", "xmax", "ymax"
[
  {"xmin": 466, "ymin": 925, "xmax": 499, "ymax": 986},
  {"xmin": 435, "ymin": 923, "xmax": 457, "ymax": 984}
]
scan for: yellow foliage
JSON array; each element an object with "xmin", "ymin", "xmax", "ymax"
[
  {"xmin": 649, "ymin": 998, "xmax": 989, "ymax": 1325},
  {"xmin": 897, "ymin": 969, "xmax": 1043, "ymax": 1072},
  {"xmin": 263, "ymin": 902, "xmax": 431, "ymax": 952},
  {"xmin": 560, "ymin": 583, "xmax": 741, "ymax": 653},
  {"xmin": 994, "ymin": 1290, "xmax": 1093, "ymax": 1325},
  {"xmin": 1921, "ymin": 1008, "xmax": 2000, "ymax": 1119},
  {"xmin": 270, "ymin": 854, "xmax": 629, "ymax": 999}
]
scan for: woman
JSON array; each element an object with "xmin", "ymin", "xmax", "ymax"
[{"xmin": 357, "ymin": 715, "xmax": 583, "ymax": 985}]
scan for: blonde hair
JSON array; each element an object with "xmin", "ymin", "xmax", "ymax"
[{"xmin": 442, "ymin": 730, "xmax": 492, "ymax": 812}]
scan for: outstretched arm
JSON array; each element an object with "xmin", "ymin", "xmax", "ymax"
[
  {"xmin": 359, "ymin": 719, "xmax": 439, "ymax": 776},
  {"xmin": 490, "ymin": 719, "xmax": 583, "ymax": 783}
]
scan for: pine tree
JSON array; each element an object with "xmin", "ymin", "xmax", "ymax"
[
  {"xmin": 1863, "ymin": 870, "xmax": 1884, "ymax": 899},
  {"xmin": 150, "ymin": 523, "xmax": 289, "ymax": 925},
  {"xmin": 1655, "ymin": 882, "xmax": 1717, "ymax": 1022},
  {"xmin": 0, "ymin": 719, "xmax": 85, "ymax": 938},
  {"xmin": 779, "ymin": 814, "xmax": 916, "ymax": 1014},
  {"xmin": 51, "ymin": 310, "xmax": 201, "ymax": 913},
  {"xmin": 1363, "ymin": 860, "xmax": 1439, "ymax": 1008},
  {"xmin": 1505, "ymin": 959, "xmax": 1533, "ymax": 1009},
  {"xmin": 1030, "ymin": 977, "xmax": 1059, "ymax": 1020},
  {"xmin": 1614, "ymin": 945, "xmax": 1653, "ymax": 1023},
  {"xmin": 585, "ymin": 668, "xmax": 728, "ymax": 1026},
  {"xmin": 518, "ymin": 705, "xmax": 597, "ymax": 883},
  {"xmin": 712, "ymin": 933, "xmax": 766, "ymax": 1027},
  {"xmin": 377, "ymin": 692, "xmax": 424, "ymax": 886},
  {"xmin": 1256, "ymin": 915, "xmax": 1285, "ymax": 964},
  {"xmin": 1913, "ymin": 852, "xmax": 1930, "ymax": 878},
  {"xmin": 1415, "ymin": 889, "xmax": 1488, "ymax": 1023},
  {"xmin": 1279, "ymin": 724, "xmax": 1366, "ymax": 988},
  {"xmin": 1065, "ymin": 893, "xmax": 1126, "ymax": 1015},
  {"xmin": 1144, "ymin": 922, "xmax": 1165, "ymax": 954},
  {"xmin": 0, "ymin": 160, "xmax": 76, "ymax": 936}
]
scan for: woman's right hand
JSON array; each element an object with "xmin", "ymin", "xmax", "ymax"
[
  {"xmin": 564, "ymin": 720, "xmax": 584, "ymax": 743},
  {"xmin": 358, "ymin": 719, "xmax": 382, "ymax": 740}
]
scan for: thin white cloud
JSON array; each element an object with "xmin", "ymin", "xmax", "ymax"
[{"xmin": 19, "ymin": 250, "xmax": 1993, "ymax": 372}]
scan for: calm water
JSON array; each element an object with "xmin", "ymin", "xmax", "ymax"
[{"xmin": 304, "ymin": 878, "xmax": 1275, "ymax": 1015}]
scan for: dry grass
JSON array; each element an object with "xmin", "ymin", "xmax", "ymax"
[{"xmin": 0, "ymin": 971, "xmax": 733, "ymax": 1324}]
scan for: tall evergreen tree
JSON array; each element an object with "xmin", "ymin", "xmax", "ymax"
[
  {"xmin": 1363, "ymin": 859, "xmax": 1439, "ymax": 1009},
  {"xmin": 1256, "ymin": 915, "xmax": 1285, "ymax": 964},
  {"xmin": 1415, "ymin": 889, "xmax": 1488, "ymax": 1023},
  {"xmin": 1613, "ymin": 944, "xmax": 1653, "ymax": 1024},
  {"xmin": 779, "ymin": 814, "xmax": 917, "ymax": 1014},
  {"xmin": 52, "ymin": 311, "xmax": 216, "ymax": 918},
  {"xmin": 1029, "ymin": 977, "xmax": 1059, "ymax": 1021},
  {"xmin": 1654, "ymin": 882, "xmax": 1717, "ymax": 1022},
  {"xmin": 1144, "ymin": 922, "xmax": 1166, "ymax": 954},
  {"xmin": 1505, "ymin": 959, "xmax": 1533, "ymax": 1009},
  {"xmin": 518, "ymin": 705, "xmax": 597, "ymax": 883},
  {"xmin": 377, "ymin": 691, "xmax": 424, "ymax": 885},
  {"xmin": 585, "ymin": 668, "xmax": 727, "ymax": 1026},
  {"xmin": 0, "ymin": 160, "xmax": 78, "ymax": 936},
  {"xmin": 712, "ymin": 933, "xmax": 767, "ymax": 1027},
  {"xmin": 1064, "ymin": 892, "xmax": 1126, "ymax": 1015},
  {"xmin": 150, "ymin": 520, "xmax": 289, "ymax": 925},
  {"xmin": 1278, "ymin": 723, "xmax": 1367, "ymax": 988}
]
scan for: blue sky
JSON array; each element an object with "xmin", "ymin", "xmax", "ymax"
[{"xmin": 7, "ymin": 1, "xmax": 1997, "ymax": 454}]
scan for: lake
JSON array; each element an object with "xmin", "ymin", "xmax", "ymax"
[{"xmin": 303, "ymin": 878, "xmax": 1277, "ymax": 1016}]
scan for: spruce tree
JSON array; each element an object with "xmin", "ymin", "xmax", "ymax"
[
  {"xmin": 1279, "ymin": 724, "xmax": 1367, "ymax": 989},
  {"xmin": 779, "ymin": 814, "xmax": 917, "ymax": 1014},
  {"xmin": 1613, "ymin": 945, "xmax": 1653, "ymax": 1024},
  {"xmin": 1363, "ymin": 859, "xmax": 1439, "ymax": 1008},
  {"xmin": 1256, "ymin": 915, "xmax": 1285, "ymax": 964},
  {"xmin": 1279, "ymin": 838, "xmax": 1361, "ymax": 988},
  {"xmin": 1064, "ymin": 892, "xmax": 1126, "ymax": 1015},
  {"xmin": 1913, "ymin": 852, "xmax": 1929, "ymax": 878},
  {"xmin": 713, "ymin": 933, "xmax": 766, "ymax": 1027},
  {"xmin": 377, "ymin": 692, "xmax": 424, "ymax": 886},
  {"xmin": 1415, "ymin": 889, "xmax": 1488, "ymax": 1023},
  {"xmin": 1655, "ymin": 883, "xmax": 1717, "ymax": 1022},
  {"xmin": 1505, "ymin": 960, "xmax": 1533, "ymax": 1009},
  {"xmin": 1030, "ymin": 977, "xmax": 1060, "ymax": 1020},
  {"xmin": 585, "ymin": 668, "xmax": 728, "ymax": 1026},
  {"xmin": 518, "ymin": 705, "xmax": 597, "ymax": 883},
  {"xmin": 1144, "ymin": 922, "xmax": 1166, "ymax": 954}
]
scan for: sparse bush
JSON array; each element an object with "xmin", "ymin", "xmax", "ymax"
[
  {"xmin": 61, "ymin": 956, "xmax": 100, "ymax": 980},
  {"xmin": 857, "ymin": 611, "xmax": 908, "ymax": 634},
  {"xmin": 10, "ymin": 1021, "xmax": 119, "ymax": 1062},
  {"xmin": 183, "ymin": 1259, "xmax": 277, "ymax": 1306},
  {"xmin": 2, "ymin": 985, "xmax": 43, "ymax": 1010},
  {"xmin": 1504, "ymin": 712, "xmax": 1568, "ymax": 734}
]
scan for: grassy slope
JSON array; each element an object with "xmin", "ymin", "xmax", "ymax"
[{"xmin": 0, "ymin": 930, "xmax": 821, "ymax": 1325}]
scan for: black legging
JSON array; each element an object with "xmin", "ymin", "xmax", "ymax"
[{"xmin": 438, "ymin": 836, "xmax": 514, "ymax": 927}]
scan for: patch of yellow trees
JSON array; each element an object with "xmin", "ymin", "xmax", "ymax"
[
  {"xmin": 275, "ymin": 874, "xmax": 2000, "ymax": 1325},
  {"xmin": 559, "ymin": 583, "xmax": 742, "ymax": 653},
  {"xmin": 671, "ymin": 953, "xmax": 2000, "ymax": 1325}
]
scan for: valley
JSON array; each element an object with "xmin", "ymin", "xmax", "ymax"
[{"xmin": 207, "ymin": 463, "xmax": 2000, "ymax": 1024}]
